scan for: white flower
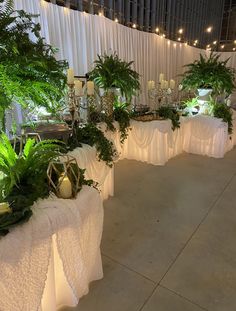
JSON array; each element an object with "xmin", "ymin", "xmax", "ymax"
[{"xmin": 178, "ymin": 84, "xmax": 183, "ymax": 91}]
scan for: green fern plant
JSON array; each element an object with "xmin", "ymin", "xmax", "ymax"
[
  {"xmin": 181, "ymin": 52, "xmax": 235, "ymax": 95},
  {"xmin": 0, "ymin": 134, "xmax": 66, "ymax": 234},
  {"xmin": 88, "ymin": 53, "xmax": 140, "ymax": 104},
  {"xmin": 0, "ymin": 0, "xmax": 68, "ymax": 129}
]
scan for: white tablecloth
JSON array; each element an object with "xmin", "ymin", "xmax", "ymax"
[
  {"xmin": 121, "ymin": 119, "xmax": 183, "ymax": 165},
  {"xmin": 0, "ymin": 186, "xmax": 103, "ymax": 311},
  {"xmin": 182, "ymin": 112, "xmax": 236, "ymax": 158},
  {"xmin": 69, "ymin": 144, "xmax": 114, "ymax": 200}
]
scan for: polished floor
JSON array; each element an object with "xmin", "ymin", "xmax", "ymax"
[{"xmin": 63, "ymin": 148, "xmax": 236, "ymax": 311}]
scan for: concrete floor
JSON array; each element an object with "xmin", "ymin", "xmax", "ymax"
[{"xmin": 62, "ymin": 148, "xmax": 236, "ymax": 311}]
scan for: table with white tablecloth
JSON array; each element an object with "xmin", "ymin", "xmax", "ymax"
[
  {"xmin": 0, "ymin": 186, "xmax": 103, "ymax": 311},
  {"xmin": 69, "ymin": 144, "xmax": 114, "ymax": 200},
  {"xmin": 121, "ymin": 119, "xmax": 183, "ymax": 165}
]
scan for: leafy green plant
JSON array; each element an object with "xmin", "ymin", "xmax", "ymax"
[
  {"xmin": 210, "ymin": 102, "xmax": 233, "ymax": 134},
  {"xmin": 88, "ymin": 53, "xmax": 140, "ymax": 103},
  {"xmin": 113, "ymin": 103, "xmax": 131, "ymax": 143},
  {"xmin": 158, "ymin": 106, "xmax": 180, "ymax": 130},
  {"xmin": 0, "ymin": 134, "xmax": 65, "ymax": 235},
  {"xmin": 0, "ymin": 0, "xmax": 68, "ymax": 129},
  {"xmin": 68, "ymin": 123, "xmax": 117, "ymax": 167},
  {"xmin": 181, "ymin": 53, "xmax": 235, "ymax": 95}
]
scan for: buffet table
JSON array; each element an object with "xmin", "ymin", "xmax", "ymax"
[
  {"xmin": 121, "ymin": 119, "xmax": 183, "ymax": 165},
  {"xmin": 0, "ymin": 186, "xmax": 103, "ymax": 311},
  {"xmin": 69, "ymin": 144, "xmax": 114, "ymax": 200}
]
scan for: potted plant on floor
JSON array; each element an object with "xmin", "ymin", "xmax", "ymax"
[
  {"xmin": 88, "ymin": 53, "xmax": 140, "ymax": 117},
  {"xmin": 180, "ymin": 53, "xmax": 235, "ymax": 109}
]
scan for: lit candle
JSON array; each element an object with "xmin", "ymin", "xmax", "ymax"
[
  {"xmin": 170, "ymin": 79, "xmax": 175, "ymax": 89},
  {"xmin": 159, "ymin": 73, "xmax": 164, "ymax": 83},
  {"xmin": 74, "ymin": 80, "xmax": 83, "ymax": 96},
  {"xmin": 147, "ymin": 80, "xmax": 155, "ymax": 90},
  {"xmin": 87, "ymin": 81, "xmax": 94, "ymax": 95},
  {"xmin": 67, "ymin": 68, "xmax": 74, "ymax": 85},
  {"xmin": 59, "ymin": 175, "xmax": 72, "ymax": 199}
]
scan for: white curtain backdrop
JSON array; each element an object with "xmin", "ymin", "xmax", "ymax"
[{"xmin": 14, "ymin": 0, "xmax": 236, "ymax": 105}]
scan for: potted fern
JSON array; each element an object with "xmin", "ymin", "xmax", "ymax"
[
  {"xmin": 181, "ymin": 53, "xmax": 235, "ymax": 102},
  {"xmin": 88, "ymin": 53, "xmax": 140, "ymax": 116}
]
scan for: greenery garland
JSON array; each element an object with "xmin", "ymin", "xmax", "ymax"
[
  {"xmin": 212, "ymin": 102, "xmax": 233, "ymax": 134},
  {"xmin": 113, "ymin": 105, "xmax": 131, "ymax": 143},
  {"xmin": 157, "ymin": 106, "xmax": 180, "ymax": 130},
  {"xmin": 68, "ymin": 123, "xmax": 117, "ymax": 167}
]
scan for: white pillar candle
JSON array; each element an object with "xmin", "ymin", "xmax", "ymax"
[
  {"xmin": 74, "ymin": 80, "xmax": 83, "ymax": 96},
  {"xmin": 87, "ymin": 81, "xmax": 94, "ymax": 95},
  {"xmin": 147, "ymin": 80, "xmax": 155, "ymax": 90},
  {"xmin": 159, "ymin": 73, "xmax": 164, "ymax": 83},
  {"xmin": 164, "ymin": 80, "xmax": 169, "ymax": 89},
  {"xmin": 67, "ymin": 68, "xmax": 74, "ymax": 84},
  {"xmin": 170, "ymin": 79, "xmax": 175, "ymax": 89},
  {"xmin": 59, "ymin": 175, "xmax": 72, "ymax": 199}
]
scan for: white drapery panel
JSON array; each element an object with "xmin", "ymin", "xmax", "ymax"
[{"xmin": 14, "ymin": 0, "xmax": 236, "ymax": 105}]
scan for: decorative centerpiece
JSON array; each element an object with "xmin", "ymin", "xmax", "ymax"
[
  {"xmin": 181, "ymin": 53, "xmax": 235, "ymax": 113},
  {"xmin": 47, "ymin": 155, "xmax": 81, "ymax": 199},
  {"xmin": 88, "ymin": 53, "xmax": 140, "ymax": 117}
]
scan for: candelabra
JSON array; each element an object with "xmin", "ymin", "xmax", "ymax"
[
  {"xmin": 148, "ymin": 84, "xmax": 173, "ymax": 111},
  {"xmin": 67, "ymin": 83, "xmax": 77, "ymax": 129}
]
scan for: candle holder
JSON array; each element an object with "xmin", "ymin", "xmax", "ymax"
[
  {"xmin": 87, "ymin": 94, "xmax": 96, "ymax": 121},
  {"xmin": 47, "ymin": 155, "xmax": 81, "ymax": 199},
  {"xmin": 148, "ymin": 83, "xmax": 175, "ymax": 110},
  {"xmin": 67, "ymin": 83, "xmax": 77, "ymax": 128}
]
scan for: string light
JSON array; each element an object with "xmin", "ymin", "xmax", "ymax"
[
  {"xmin": 234, "ymin": 40, "xmax": 236, "ymax": 44},
  {"xmin": 114, "ymin": 18, "xmax": 119, "ymax": 23},
  {"xmin": 206, "ymin": 26, "xmax": 212, "ymax": 33},
  {"xmin": 178, "ymin": 28, "xmax": 183, "ymax": 34},
  {"xmin": 167, "ymin": 40, "xmax": 170, "ymax": 45},
  {"xmin": 194, "ymin": 39, "xmax": 198, "ymax": 44},
  {"xmin": 185, "ymin": 42, "xmax": 188, "ymax": 46},
  {"xmin": 98, "ymin": 11, "xmax": 103, "ymax": 16},
  {"xmin": 177, "ymin": 37, "xmax": 181, "ymax": 41},
  {"xmin": 132, "ymin": 23, "xmax": 137, "ymax": 29},
  {"xmin": 173, "ymin": 43, "xmax": 177, "ymax": 47},
  {"xmin": 206, "ymin": 44, "xmax": 210, "ymax": 48},
  {"xmin": 155, "ymin": 27, "xmax": 159, "ymax": 33},
  {"xmin": 233, "ymin": 48, "xmax": 236, "ymax": 51},
  {"xmin": 221, "ymin": 45, "xmax": 225, "ymax": 49},
  {"xmin": 213, "ymin": 40, "xmax": 217, "ymax": 45},
  {"xmin": 193, "ymin": 43, "xmax": 196, "ymax": 46}
]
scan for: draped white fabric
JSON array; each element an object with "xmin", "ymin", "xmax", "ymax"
[
  {"xmin": 121, "ymin": 119, "xmax": 183, "ymax": 165},
  {"xmin": 0, "ymin": 186, "xmax": 103, "ymax": 311},
  {"xmin": 69, "ymin": 144, "xmax": 114, "ymax": 200},
  {"xmin": 14, "ymin": 0, "xmax": 236, "ymax": 106}
]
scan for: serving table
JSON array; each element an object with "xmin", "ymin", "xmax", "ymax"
[
  {"xmin": 121, "ymin": 119, "xmax": 183, "ymax": 165},
  {"xmin": 0, "ymin": 186, "xmax": 103, "ymax": 311}
]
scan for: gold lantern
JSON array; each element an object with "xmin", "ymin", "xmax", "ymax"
[
  {"xmin": 101, "ymin": 89, "xmax": 116, "ymax": 117},
  {"xmin": 47, "ymin": 155, "xmax": 81, "ymax": 199}
]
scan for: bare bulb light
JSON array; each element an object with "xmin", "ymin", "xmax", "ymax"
[
  {"xmin": 233, "ymin": 48, "xmax": 236, "ymax": 51},
  {"xmin": 178, "ymin": 28, "xmax": 183, "ymax": 34},
  {"xmin": 177, "ymin": 37, "xmax": 181, "ymax": 41},
  {"xmin": 132, "ymin": 23, "xmax": 137, "ymax": 29},
  {"xmin": 114, "ymin": 18, "xmax": 118, "ymax": 23},
  {"xmin": 213, "ymin": 40, "xmax": 217, "ymax": 45},
  {"xmin": 155, "ymin": 27, "xmax": 159, "ymax": 33},
  {"xmin": 206, "ymin": 26, "xmax": 212, "ymax": 33},
  {"xmin": 221, "ymin": 45, "xmax": 225, "ymax": 49}
]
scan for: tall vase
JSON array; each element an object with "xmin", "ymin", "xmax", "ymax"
[
  {"xmin": 197, "ymin": 88, "xmax": 212, "ymax": 114},
  {"xmin": 101, "ymin": 89, "xmax": 116, "ymax": 117}
]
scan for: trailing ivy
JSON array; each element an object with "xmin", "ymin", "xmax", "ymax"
[
  {"xmin": 158, "ymin": 106, "xmax": 180, "ymax": 130},
  {"xmin": 68, "ymin": 123, "xmax": 117, "ymax": 167},
  {"xmin": 212, "ymin": 102, "xmax": 233, "ymax": 134},
  {"xmin": 113, "ymin": 105, "xmax": 131, "ymax": 143}
]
